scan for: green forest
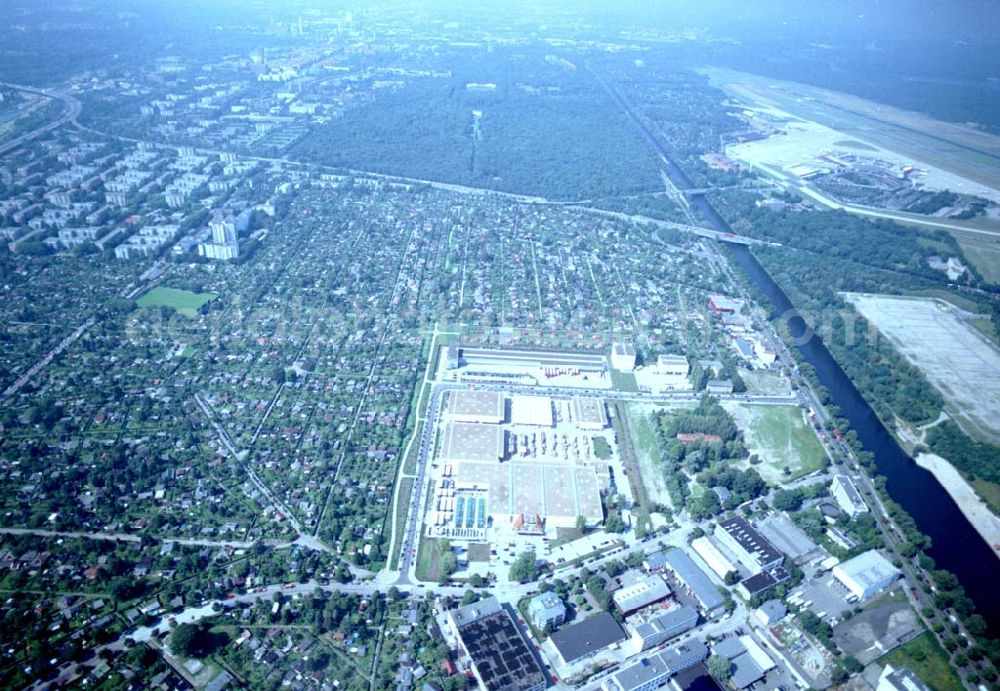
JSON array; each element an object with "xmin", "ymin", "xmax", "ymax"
[
  {"xmin": 289, "ymin": 50, "xmax": 664, "ymax": 200},
  {"xmin": 737, "ymin": 208, "xmax": 1000, "ymax": 500}
]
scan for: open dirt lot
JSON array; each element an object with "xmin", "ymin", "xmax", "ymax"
[
  {"xmin": 724, "ymin": 403, "xmax": 828, "ymax": 484},
  {"xmin": 833, "ymin": 596, "xmax": 921, "ymax": 665},
  {"xmin": 845, "ymin": 293, "xmax": 1000, "ymax": 444}
]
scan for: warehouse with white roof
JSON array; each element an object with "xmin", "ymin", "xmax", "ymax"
[
  {"xmin": 446, "ymin": 389, "xmax": 504, "ymax": 424},
  {"xmin": 833, "ymin": 550, "xmax": 901, "ymax": 601},
  {"xmin": 510, "ymin": 395, "xmax": 554, "ymax": 427}
]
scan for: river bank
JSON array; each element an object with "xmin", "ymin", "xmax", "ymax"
[
  {"xmin": 913, "ymin": 452, "xmax": 1000, "ymax": 555},
  {"xmin": 722, "ymin": 241, "xmax": 1000, "ymax": 631}
]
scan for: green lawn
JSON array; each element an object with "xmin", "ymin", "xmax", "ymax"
[
  {"xmin": 900, "ymin": 287, "xmax": 982, "ymax": 314},
  {"xmin": 952, "ymin": 230, "xmax": 1000, "ymax": 284},
  {"xmin": 971, "ymin": 477, "xmax": 1000, "ymax": 515},
  {"xmin": 551, "ymin": 527, "xmax": 585, "ymax": 548},
  {"xmin": 622, "ymin": 401, "xmax": 694, "ymax": 510},
  {"xmin": 136, "ymin": 287, "xmax": 217, "ymax": 318},
  {"xmin": 387, "ymin": 477, "xmax": 414, "ymax": 570},
  {"xmin": 739, "ymin": 368, "xmax": 791, "ymax": 396},
  {"xmin": 414, "ymin": 536, "xmax": 443, "ymax": 582},
  {"xmin": 881, "ymin": 632, "xmax": 963, "ymax": 691},
  {"xmin": 592, "ymin": 436, "xmax": 612, "ymax": 460},
  {"xmin": 610, "ymin": 369, "xmax": 638, "ymax": 392},
  {"xmin": 626, "ymin": 403, "xmax": 663, "ymax": 460},
  {"xmin": 970, "ymin": 317, "xmax": 1000, "ymax": 349}
]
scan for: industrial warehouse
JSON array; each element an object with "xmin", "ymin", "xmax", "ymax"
[
  {"xmin": 439, "ymin": 346, "xmax": 613, "ymax": 389},
  {"xmin": 445, "ymin": 597, "xmax": 546, "ymax": 691},
  {"xmin": 424, "ymin": 388, "xmax": 621, "ymax": 539}
]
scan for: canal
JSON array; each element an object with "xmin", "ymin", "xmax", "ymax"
[
  {"xmin": 683, "ymin": 185, "xmax": 1000, "ymax": 633},
  {"xmin": 610, "ymin": 75, "xmax": 1000, "ymax": 628}
]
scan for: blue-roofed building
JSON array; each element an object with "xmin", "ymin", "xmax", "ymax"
[
  {"xmin": 733, "ymin": 338, "xmax": 755, "ymax": 360},
  {"xmin": 642, "ymin": 551, "xmax": 669, "ymax": 572},
  {"xmin": 662, "ymin": 548, "xmax": 725, "ymax": 615}
]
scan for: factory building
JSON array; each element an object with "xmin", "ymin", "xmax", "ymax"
[
  {"xmin": 612, "ymin": 573, "xmax": 672, "ymax": 617},
  {"xmin": 602, "ymin": 640, "xmax": 708, "ymax": 691},
  {"xmin": 446, "ymin": 597, "xmax": 546, "ymax": 691},
  {"xmin": 736, "ymin": 567, "xmax": 791, "ymax": 600},
  {"xmin": 656, "ymin": 354, "xmax": 689, "ymax": 377},
  {"xmin": 549, "ymin": 612, "xmax": 627, "ymax": 666},
  {"xmin": 571, "ymin": 396, "xmax": 609, "ymax": 430},
  {"xmin": 627, "ymin": 605, "xmax": 699, "ymax": 654},
  {"xmin": 708, "ymin": 295, "xmax": 739, "ymax": 314},
  {"xmin": 714, "ymin": 516, "xmax": 784, "ymax": 574},
  {"xmin": 446, "ymin": 389, "xmax": 504, "ymax": 424},
  {"xmin": 510, "ymin": 395, "xmax": 554, "ymax": 427},
  {"xmin": 831, "ymin": 474, "xmax": 869, "ymax": 518},
  {"xmin": 690, "ymin": 536, "xmax": 737, "ymax": 581},
  {"xmin": 455, "ymin": 460, "xmax": 604, "ymax": 531},
  {"xmin": 611, "ymin": 342, "xmax": 636, "ymax": 371},
  {"xmin": 712, "ymin": 635, "xmax": 775, "ymax": 690},
  {"xmin": 660, "ymin": 548, "xmax": 726, "ymax": 615},
  {"xmin": 833, "ymin": 550, "xmax": 901, "ymax": 601},
  {"xmin": 439, "ymin": 423, "xmax": 505, "ymax": 464}
]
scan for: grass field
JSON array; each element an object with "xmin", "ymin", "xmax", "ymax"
[
  {"xmin": 951, "ymin": 227, "xmax": 1000, "ymax": 284},
  {"xmin": 739, "ymin": 368, "xmax": 792, "ymax": 396},
  {"xmin": 592, "ymin": 436, "xmax": 612, "ymax": 460},
  {"xmin": 881, "ymin": 632, "xmax": 963, "ymax": 691},
  {"xmin": 136, "ymin": 286, "xmax": 217, "ymax": 317},
  {"xmin": 611, "ymin": 369, "xmax": 638, "ymax": 392},
  {"xmin": 971, "ymin": 477, "xmax": 1000, "ymax": 515},
  {"xmin": 387, "ymin": 476, "xmax": 414, "ymax": 570},
  {"xmin": 899, "ymin": 287, "xmax": 982, "ymax": 313},
  {"xmin": 622, "ymin": 402, "xmax": 672, "ymax": 509},
  {"xmin": 970, "ymin": 317, "xmax": 1000, "ymax": 348},
  {"xmin": 414, "ymin": 536, "xmax": 443, "ymax": 583},
  {"xmin": 552, "ymin": 527, "xmax": 585, "ymax": 548},
  {"xmin": 467, "ymin": 543, "xmax": 490, "ymax": 562},
  {"xmin": 726, "ymin": 403, "xmax": 828, "ymax": 484}
]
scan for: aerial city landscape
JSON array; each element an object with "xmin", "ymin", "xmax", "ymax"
[{"xmin": 0, "ymin": 1, "xmax": 998, "ymax": 690}]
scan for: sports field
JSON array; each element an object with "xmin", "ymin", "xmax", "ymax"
[{"xmin": 136, "ymin": 287, "xmax": 217, "ymax": 318}]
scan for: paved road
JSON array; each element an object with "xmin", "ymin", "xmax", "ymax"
[
  {"xmin": 1, "ymin": 316, "xmax": 95, "ymax": 400},
  {"xmin": 569, "ymin": 204, "xmax": 760, "ymax": 245},
  {"xmin": 397, "ymin": 386, "xmax": 444, "ymax": 583},
  {"xmin": 0, "ymin": 82, "xmax": 81, "ymax": 156},
  {"xmin": 0, "ymin": 527, "xmax": 259, "ymax": 549}
]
